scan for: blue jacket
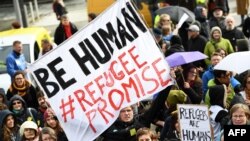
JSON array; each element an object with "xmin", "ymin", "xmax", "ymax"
[
  {"xmin": 202, "ymin": 66, "xmax": 240, "ymax": 99},
  {"xmin": 6, "ymin": 51, "xmax": 26, "ymax": 78}
]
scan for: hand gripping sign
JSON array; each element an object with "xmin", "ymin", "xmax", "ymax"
[{"xmin": 29, "ymin": 0, "xmax": 173, "ymax": 140}]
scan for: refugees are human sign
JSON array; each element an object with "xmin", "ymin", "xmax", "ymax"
[
  {"xmin": 29, "ymin": 0, "xmax": 173, "ymax": 140},
  {"xmin": 177, "ymin": 104, "xmax": 212, "ymax": 141}
]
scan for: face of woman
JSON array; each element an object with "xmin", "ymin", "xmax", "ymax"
[
  {"xmin": 42, "ymin": 134, "xmax": 56, "ymax": 141},
  {"xmin": 187, "ymin": 68, "xmax": 197, "ymax": 81},
  {"xmin": 46, "ymin": 116, "xmax": 57, "ymax": 128},
  {"xmin": 5, "ymin": 115, "xmax": 15, "ymax": 128},
  {"xmin": 245, "ymin": 77, "xmax": 250, "ymax": 90},
  {"xmin": 14, "ymin": 74, "xmax": 25, "ymax": 86},
  {"xmin": 212, "ymin": 30, "xmax": 221, "ymax": 40},
  {"xmin": 24, "ymin": 128, "xmax": 36, "ymax": 140},
  {"xmin": 232, "ymin": 108, "xmax": 248, "ymax": 125},
  {"xmin": 12, "ymin": 100, "xmax": 23, "ymax": 111}
]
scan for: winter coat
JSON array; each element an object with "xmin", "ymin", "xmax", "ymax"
[
  {"xmin": 209, "ymin": 16, "xmax": 226, "ymax": 30},
  {"xmin": 8, "ymin": 95, "xmax": 39, "ymax": 127},
  {"xmin": 54, "ymin": 22, "xmax": 78, "ymax": 45},
  {"xmin": 6, "ymin": 80, "xmax": 38, "ymax": 110},
  {"xmin": 204, "ymin": 27, "xmax": 234, "ymax": 65},
  {"xmin": 222, "ymin": 27, "xmax": 246, "ymax": 51},
  {"xmin": 208, "ymin": 85, "xmax": 229, "ymax": 141},
  {"xmin": 202, "ymin": 66, "xmax": 240, "ymax": 98},
  {"xmin": 205, "ymin": 79, "xmax": 235, "ymax": 108},
  {"xmin": 101, "ymin": 118, "xmax": 144, "ymax": 141},
  {"xmin": 236, "ymin": 0, "xmax": 250, "ymax": 15},
  {"xmin": 6, "ymin": 51, "xmax": 27, "ymax": 79}
]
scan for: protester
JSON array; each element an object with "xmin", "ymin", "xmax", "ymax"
[
  {"xmin": 193, "ymin": 6, "xmax": 210, "ymax": 39},
  {"xmin": 222, "ymin": 16, "xmax": 245, "ymax": 51},
  {"xmin": 228, "ymin": 103, "xmax": 250, "ymax": 125},
  {"xmin": 0, "ymin": 88, "xmax": 7, "ymax": 105},
  {"xmin": 215, "ymin": 48, "xmax": 227, "ymax": 58},
  {"xmin": 6, "ymin": 71, "xmax": 39, "ymax": 109},
  {"xmin": 160, "ymin": 90, "xmax": 191, "ymax": 140},
  {"xmin": 101, "ymin": 106, "xmax": 144, "ymax": 141},
  {"xmin": 0, "ymin": 109, "xmax": 19, "ymax": 141},
  {"xmin": 6, "ymin": 40, "xmax": 27, "ymax": 79},
  {"xmin": 209, "ymin": 7, "xmax": 226, "ymax": 29},
  {"xmin": 177, "ymin": 64, "xmax": 203, "ymax": 104},
  {"xmin": 205, "ymin": 70, "xmax": 235, "ymax": 108},
  {"xmin": 201, "ymin": 52, "xmax": 240, "ymax": 98},
  {"xmin": 19, "ymin": 121, "xmax": 39, "ymax": 141},
  {"xmin": 44, "ymin": 109, "xmax": 68, "ymax": 141},
  {"xmin": 239, "ymin": 74, "xmax": 250, "ymax": 107},
  {"xmin": 187, "ymin": 24, "xmax": 207, "ymax": 71},
  {"xmin": 54, "ymin": 14, "xmax": 78, "ymax": 45},
  {"xmin": 162, "ymin": 111, "xmax": 181, "ymax": 141},
  {"xmin": 164, "ymin": 35, "xmax": 185, "ymax": 57},
  {"xmin": 204, "ymin": 26, "xmax": 234, "ymax": 66},
  {"xmin": 136, "ymin": 127, "xmax": 158, "ymax": 141},
  {"xmin": 207, "ymin": 0, "xmax": 229, "ymax": 18},
  {"xmin": 208, "ymin": 85, "xmax": 228, "ymax": 141},
  {"xmin": 40, "ymin": 127, "xmax": 57, "ymax": 141},
  {"xmin": 8, "ymin": 95, "xmax": 39, "ymax": 127},
  {"xmin": 38, "ymin": 39, "xmax": 56, "ymax": 58},
  {"xmin": 36, "ymin": 90, "xmax": 49, "ymax": 127},
  {"xmin": 52, "ymin": 0, "xmax": 68, "ymax": 20}
]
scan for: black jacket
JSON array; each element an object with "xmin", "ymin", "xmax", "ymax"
[
  {"xmin": 101, "ymin": 118, "xmax": 144, "ymax": 141},
  {"xmin": 54, "ymin": 22, "xmax": 78, "ymax": 45},
  {"xmin": 222, "ymin": 27, "xmax": 245, "ymax": 51},
  {"xmin": 8, "ymin": 95, "xmax": 39, "ymax": 127}
]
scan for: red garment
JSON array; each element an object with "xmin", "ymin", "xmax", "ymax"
[{"xmin": 64, "ymin": 24, "xmax": 72, "ymax": 38}]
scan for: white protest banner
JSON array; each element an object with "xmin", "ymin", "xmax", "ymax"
[
  {"xmin": 29, "ymin": 0, "xmax": 173, "ymax": 140},
  {"xmin": 177, "ymin": 104, "xmax": 212, "ymax": 141}
]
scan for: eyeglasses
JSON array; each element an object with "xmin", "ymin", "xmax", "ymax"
[
  {"xmin": 12, "ymin": 101, "xmax": 21, "ymax": 105},
  {"xmin": 232, "ymin": 115, "xmax": 246, "ymax": 119}
]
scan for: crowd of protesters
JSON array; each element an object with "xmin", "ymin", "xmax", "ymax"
[{"xmin": 1, "ymin": 0, "xmax": 250, "ymax": 141}]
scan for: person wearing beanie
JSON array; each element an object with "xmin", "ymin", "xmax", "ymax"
[
  {"xmin": 19, "ymin": 121, "xmax": 39, "ymax": 141},
  {"xmin": 44, "ymin": 109, "xmax": 68, "ymax": 141},
  {"xmin": 204, "ymin": 26, "xmax": 234, "ymax": 66},
  {"xmin": 0, "ymin": 109, "xmax": 19, "ymax": 141}
]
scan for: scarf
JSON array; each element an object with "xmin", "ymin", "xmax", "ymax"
[
  {"xmin": 64, "ymin": 24, "xmax": 72, "ymax": 38},
  {"xmin": 9, "ymin": 80, "xmax": 31, "ymax": 97}
]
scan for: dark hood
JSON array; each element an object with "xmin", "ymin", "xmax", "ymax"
[
  {"xmin": 8, "ymin": 95, "xmax": 27, "ymax": 111},
  {"xmin": 209, "ymin": 85, "xmax": 227, "ymax": 108},
  {"xmin": 0, "ymin": 109, "xmax": 14, "ymax": 128},
  {"xmin": 0, "ymin": 88, "xmax": 7, "ymax": 104}
]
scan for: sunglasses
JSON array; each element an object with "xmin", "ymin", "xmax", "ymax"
[{"xmin": 12, "ymin": 101, "xmax": 22, "ymax": 105}]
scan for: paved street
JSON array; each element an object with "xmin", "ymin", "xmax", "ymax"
[{"xmin": 0, "ymin": 0, "xmax": 243, "ymax": 36}]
